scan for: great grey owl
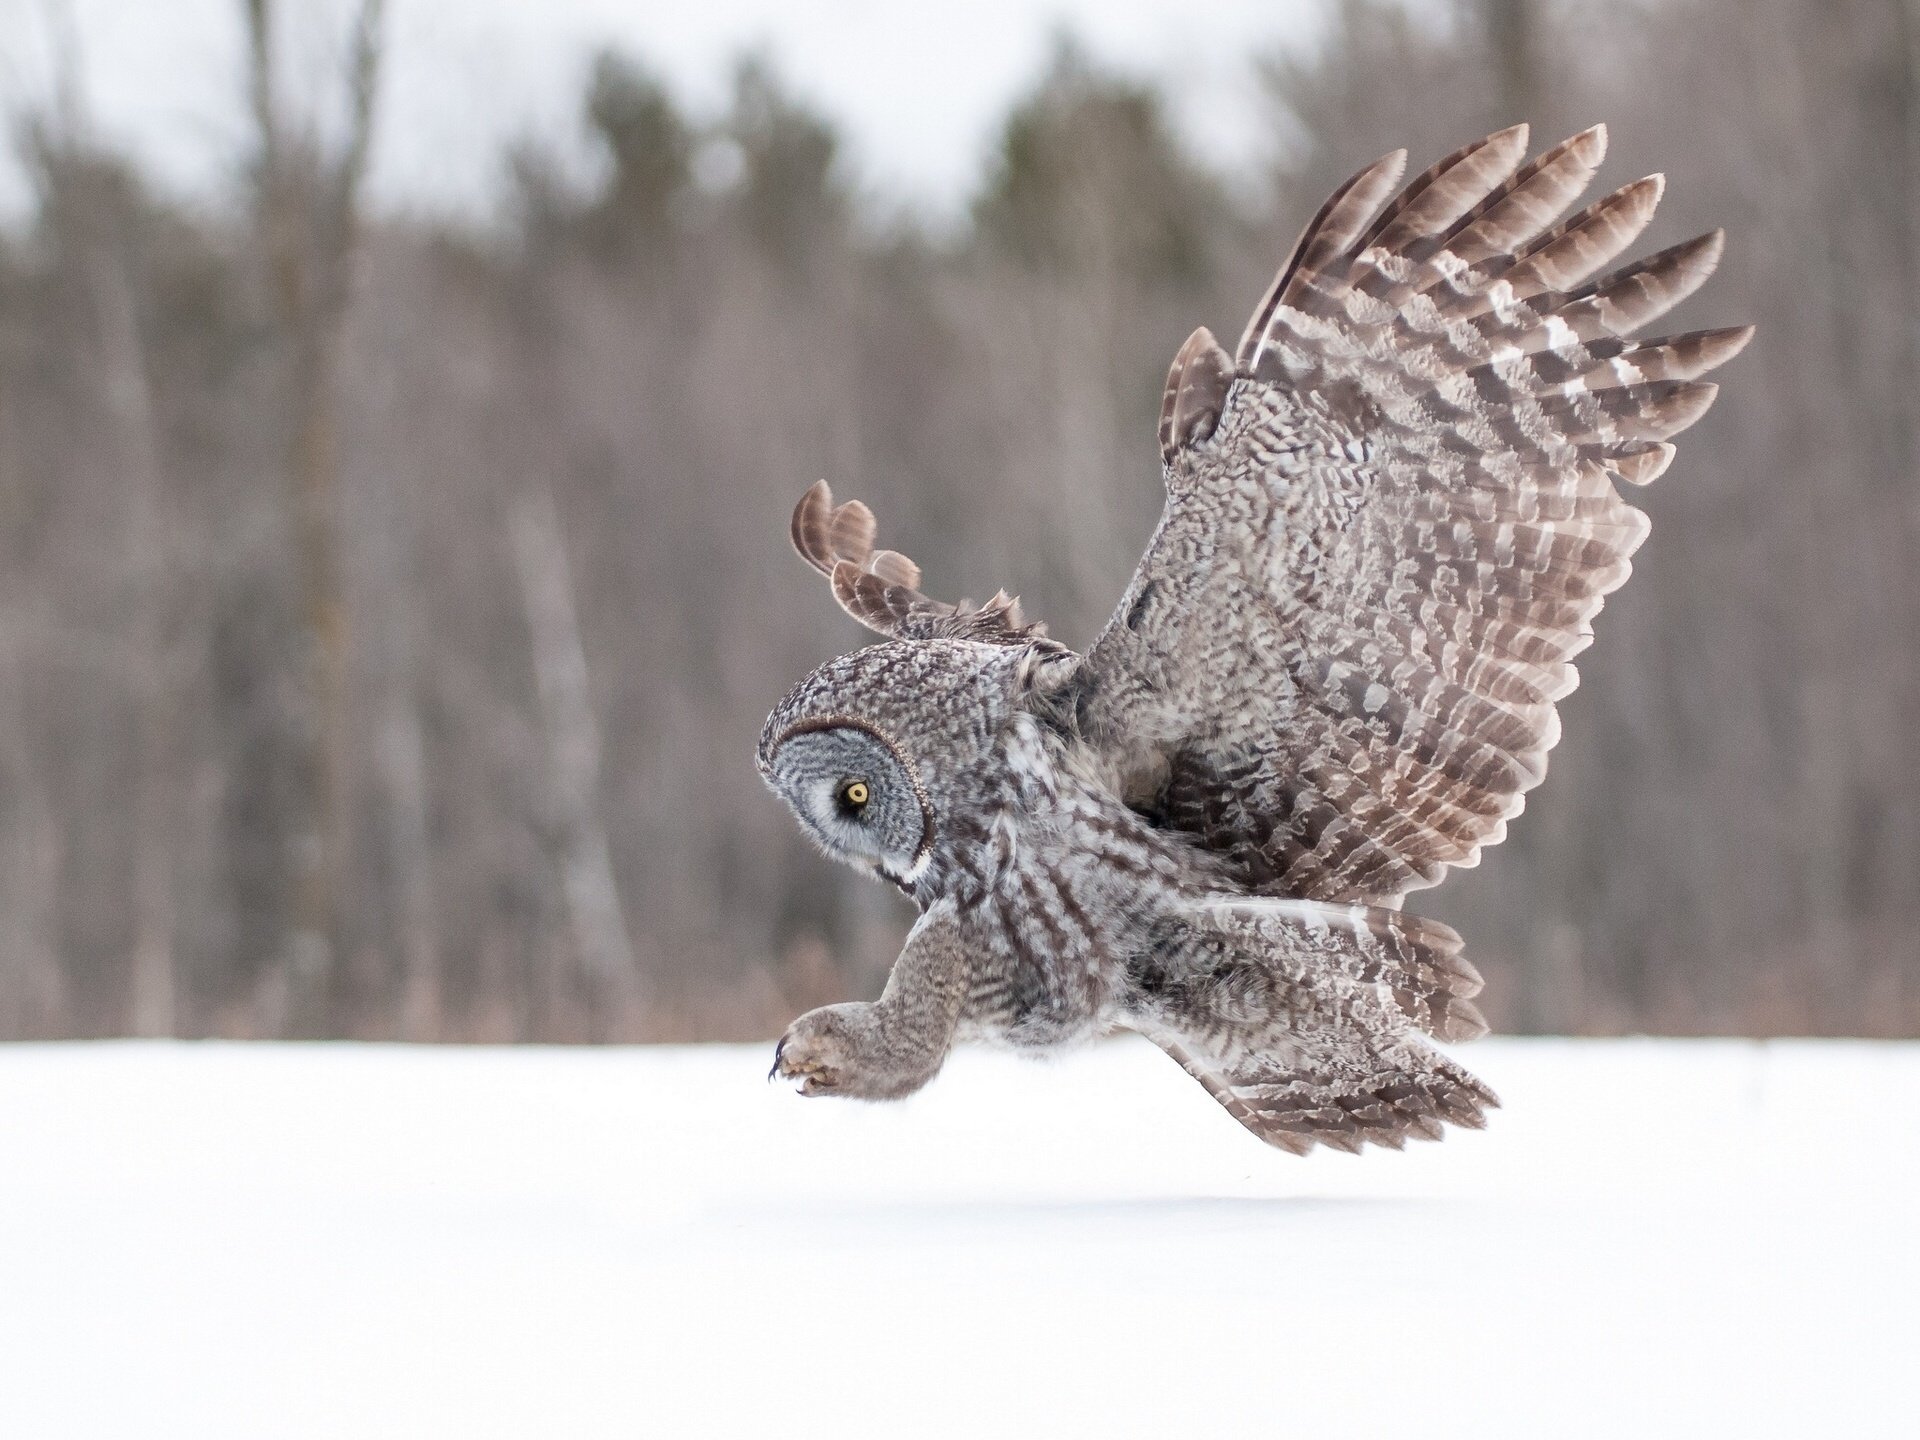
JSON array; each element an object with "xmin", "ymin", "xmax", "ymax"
[{"xmin": 757, "ymin": 124, "xmax": 1748, "ymax": 1153}]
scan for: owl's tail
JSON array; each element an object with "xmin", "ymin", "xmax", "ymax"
[
  {"xmin": 1186, "ymin": 893, "xmax": 1490, "ymax": 1042},
  {"xmin": 1135, "ymin": 893, "xmax": 1499, "ymax": 1154},
  {"xmin": 1152, "ymin": 1030, "xmax": 1499, "ymax": 1155}
]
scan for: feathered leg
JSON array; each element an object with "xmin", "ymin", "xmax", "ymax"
[{"xmin": 771, "ymin": 900, "xmax": 969, "ymax": 1101}]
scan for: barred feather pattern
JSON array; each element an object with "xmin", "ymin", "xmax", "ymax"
[
  {"xmin": 1151, "ymin": 1029, "xmax": 1498, "ymax": 1155},
  {"xmin": 1073, "ymin": 123, "xmax": 1751, "ymax": 903},
  {"xmin": 790, "ymin": 479, "xmax": 1057, "ymax": 648},
  {"xmin": 760, "ymin": 126, "xmax": 1746, "ymax": 1154},
  {"xmin": 1127, "ymin": 896, "xmax": 1496, "ymax": 1152}
]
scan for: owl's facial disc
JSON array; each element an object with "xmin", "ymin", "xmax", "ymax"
[{"xmin": 761, "ymin": 719, "xmax": 932, "ymax": 883}]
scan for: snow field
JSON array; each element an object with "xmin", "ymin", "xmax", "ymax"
[{"xmin": 0, "ymin": 1037, "xmax": 1914, "ymax": 1438}]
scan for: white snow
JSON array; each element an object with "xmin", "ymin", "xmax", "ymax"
[{"xmin": 0, "ymin": 1037, "xmax": 1914, "ymax": 1438}]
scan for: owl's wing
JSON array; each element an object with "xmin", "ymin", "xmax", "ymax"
[
  {"xmin": 789, "ymin": 480, "xmax": 1055, "ymax": 648},
  {"xmin": 1066, "ymin": 124, "xmax": 1751, "ymax": 903}
]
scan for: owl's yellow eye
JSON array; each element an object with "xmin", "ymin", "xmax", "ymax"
[{"xmin": 841, "ymin": 780, "xmax": 870, "ymax": 809}]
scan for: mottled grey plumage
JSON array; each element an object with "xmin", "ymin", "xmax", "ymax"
[{"xmin": 758, "ymin": 124, "xmax": 1750, "ymax": 1153}]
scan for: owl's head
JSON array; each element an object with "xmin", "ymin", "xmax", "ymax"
[
  {"xmin": 757, "ymin": 714, "xmax": 934, "ymax": 886},
  {"xmin": 757, "ymin": 640, "xmax": 1029, "ymax": 891}
]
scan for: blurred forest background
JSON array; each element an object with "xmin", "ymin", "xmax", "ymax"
[{"xmin": 0, "ymin": 0, "xmax": 1914, "ymax": 1042}]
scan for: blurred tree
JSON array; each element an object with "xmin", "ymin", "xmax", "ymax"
[
  {"xmin": 0, "ymin": 1, "xmax": 1910, "ymax": 1042},
  {"xmin": 575, "ymin": 50, "xmax": 695, "ymax": 263},
  {"xmin": 1481, "ymin": 0, "xmax": 1539, "ymax": 123},
  {"xmin": 14, "ymin": 122, "xmax": 174, "ymax": 1035},
  {"xmin": 724, "ymin": 55, "xmax": 850, "ymax": 268},
  {"xmin": 45, "ymin": 147, "xmax": 175, "ymax": 1037},
  {"xmin": 957, "ymin": 40, "xmax": 1237, "ymax": 651},
  {"xmin": 241, "ymin": 0, "xmax": 386, "ymax": 1035},
  {"xmin": 974, "ymin": 39, "xmax": 1223, "ymax": 285},
  {"xmin": 1262, "ymin": 1, "xmax": 1506, "ymax": 221}
]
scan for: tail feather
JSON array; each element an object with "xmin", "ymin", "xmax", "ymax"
[
  {"xmin": 1194, "ymin": 894, "xmax": 1488, "ymax": 1042},
  {"xmin": 1134, "ymin": 895, "xmax": 1499, "ymax": 1155},
  {"xmin": 1155, "ymin": 1032, "xmax": 1499, "ymax": 1156}
]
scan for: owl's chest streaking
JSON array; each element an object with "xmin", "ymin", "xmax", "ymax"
[{"xmin": 928, "ymin": 714, "xmax": 1225, "ymax": 1048}]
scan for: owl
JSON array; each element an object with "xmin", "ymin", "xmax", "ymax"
[{"xmin": 757, "ymin": 125, "xmax": 1749, "ymax": 1153}]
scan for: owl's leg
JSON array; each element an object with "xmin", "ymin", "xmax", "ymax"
[{"xmin": 771, "ymin": 901, "xmax": 968, "ymax": 1100}]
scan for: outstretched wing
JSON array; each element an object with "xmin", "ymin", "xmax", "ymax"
[
  {"xmin": 1066, "ymin": 124, "xmax": 1751, "ymax": 903},
  {"xmin": 789, "ymin": 480, "xmax": 1054, "ymax": 647}
]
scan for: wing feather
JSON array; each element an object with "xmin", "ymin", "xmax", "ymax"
[
  {"xmin": 788, "ymin": 480, "xmax": 1057, "ymax": 648},
  {"xmin": 1237, "ymin": 148, "xmax": 1408, "ymax": 372},
  {"xmin": 1069, "ymin": 128, "xmax": 1751, "ymax": 902}
]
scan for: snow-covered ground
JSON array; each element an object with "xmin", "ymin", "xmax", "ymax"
[{"xmin": 0, "ymin": 1038, "xmax": 1913, "ymax": 1439}]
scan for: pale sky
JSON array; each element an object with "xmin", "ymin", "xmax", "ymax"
[{"xmin": 0, "ymin": 0, "xmax": 1327, "ymax": 224}]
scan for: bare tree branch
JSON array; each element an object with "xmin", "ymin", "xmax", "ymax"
[
  {"xmin": 241, "ymin": 0, "xmax": 387, "ymax": 1034},
  {"xmin": 510, "ymin": 486, "xmax": 643, "ymax": 1010}
]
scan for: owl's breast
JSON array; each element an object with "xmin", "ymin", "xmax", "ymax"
[{"xmin": 947, "ymin": 758, "xmax": 1211, "ymax": 1050}]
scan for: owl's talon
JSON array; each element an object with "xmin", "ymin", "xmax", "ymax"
[
  {"xmin": 777, "ymin": 1056, "xmax": 843, "ymax": 1094},
  {"xmin": 770, "ymin": 1014, "xmax": 857, "ymax": 1095}
]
